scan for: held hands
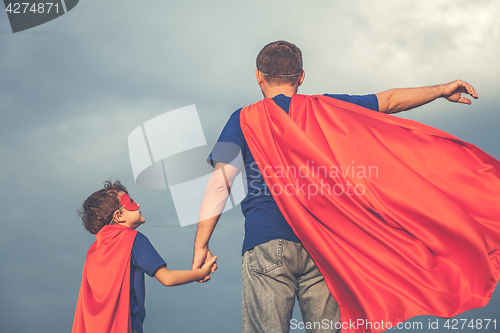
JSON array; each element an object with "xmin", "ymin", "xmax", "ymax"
[
  {"xmin": 192, "ymin": 246, "xmax": 218, "ymax": 283},
  {"xmin": 442, "ymin": 80, "xmax": 478, "ymax": 105},
  {"xmin": 199, "ymin": 256, "xmax": 217, "ymax": 281}
]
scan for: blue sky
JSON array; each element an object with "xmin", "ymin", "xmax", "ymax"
[{"xmin": 1, "ymin": 1, "xmax": 499, "ymax": 332}]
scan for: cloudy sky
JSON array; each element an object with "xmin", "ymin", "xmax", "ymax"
[{"xmin": 1, "ymin": 0, "xmax": 499, "ymax": 332}]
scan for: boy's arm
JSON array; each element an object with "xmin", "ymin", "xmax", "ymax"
[
  {"xmin": 154, "ymin": 256, "xmax": 217, "ymax": 286},
  {"xmin": 376, "ymin": 80, "xmax": 478, "ymax": 114}
]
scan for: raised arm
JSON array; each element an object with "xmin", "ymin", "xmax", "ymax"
[
  {"xmin": 192, "ymin": 162, "xmax": 239, "ymax": 282},
  {"xmin": 376, "ymin": 80, "xmax": 478, "ymax": 114}
]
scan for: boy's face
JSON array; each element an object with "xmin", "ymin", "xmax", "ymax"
[{"xmin": 114, "ymin": 192, "xmax": 145, "ymax": 229}]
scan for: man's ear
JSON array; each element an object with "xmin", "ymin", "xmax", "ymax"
[
  {"xmin": 256, "ymin": 69, "xmax": 265, "ymax": 87},
  {"xmin": 297, "ymin": 70, "xmax": 305, "ymax": 86}
]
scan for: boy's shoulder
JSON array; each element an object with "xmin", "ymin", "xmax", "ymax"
[
  {"xmin": 131, "ymin": 230, "xmax": 161, "ymax": 255},
  {"xmin": 132, "ymin": 230, "xmax": 148, "ymax": 245},
  {"xmin": 130, "ymin": 230, "xmax": 166, "ymax": 274}
]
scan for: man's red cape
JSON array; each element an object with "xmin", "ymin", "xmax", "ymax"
[
  {"xmin": 240, "ymin": 94, "xmax": 500, "ymax": 333},
  {"xmin": 72, "ymin": 224, "xmax": 137, "ymax": 333}
]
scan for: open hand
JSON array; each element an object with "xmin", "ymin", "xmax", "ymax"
[{"xmin": 442, "ymin": 80, "xmax": 478, "ymax": 105}]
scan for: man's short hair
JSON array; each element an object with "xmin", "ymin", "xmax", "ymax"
[
  {"xmin": 256, "ymin": 41, "xmax": 303, "ymax": 86},
  {"xmin": 79, "ymin": 180, "xmax": 128, "ymax": 234}
]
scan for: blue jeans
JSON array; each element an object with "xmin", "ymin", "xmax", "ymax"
[{"xmin": 242, "ymin": 239, "xmax": 340, "ymax": 333}]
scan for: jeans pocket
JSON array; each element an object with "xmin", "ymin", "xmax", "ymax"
[{"xmin": 249, "ymin": 239, "xmax": 283, "ymax": 274}]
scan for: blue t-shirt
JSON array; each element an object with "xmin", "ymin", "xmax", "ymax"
[
  {"xmin": 130, "ymin": 232, "xmax": 166, "ymax": 333},
  {"xmin": 209, "ymin": 94, "xmax": 379, "ymax": 255}
]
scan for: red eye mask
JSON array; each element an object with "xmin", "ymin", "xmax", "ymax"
[{"xmin": 120, "ymin": 193, "xmax": 139, "ymax": 211}]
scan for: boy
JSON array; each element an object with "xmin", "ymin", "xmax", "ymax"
[{"xmin": 72, "ymin": 180, "xmax": 217, "ymax": 333}]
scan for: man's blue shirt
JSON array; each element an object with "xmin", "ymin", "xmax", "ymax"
[{"xmin": 208, "ymin": 94, "xmax": 379, "ymax": 255}]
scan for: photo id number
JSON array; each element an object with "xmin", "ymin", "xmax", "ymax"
[
  {"xmin": 444, "ymin": 319, "xmax": 496, "ymax": 330},
  {"xmin": 6, "ymin": 3, "xmax": 59, "ymax": 14}
]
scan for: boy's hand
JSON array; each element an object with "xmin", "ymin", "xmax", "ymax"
[
  {"xmin": 199, "ymin": 256, "xmax": 218, "ymax": 281},
  {"xmin": 192, "ymin": 247, "xmax": 218, "ymax": 283}
]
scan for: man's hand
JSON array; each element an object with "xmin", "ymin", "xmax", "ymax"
[
  {"xmin": 192, "ymin": 246, "xmax": 218, "ymax": 283},
  {"xmin": 442, "ymin": 80, "xmax": 478, "ymax": 105}
]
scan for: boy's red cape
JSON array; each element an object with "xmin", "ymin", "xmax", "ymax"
[
  {"xmin": 240, "ymin": 94, "xmax": 500, "ymax": 333},
  {"xmin": 72, "ymin": 224, "xmax": 137, "ymax": 333}
]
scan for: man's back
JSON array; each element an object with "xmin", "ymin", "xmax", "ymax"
[{"xmin": 209, "ymin": 93, "xmax": 379, "ymax": 254}]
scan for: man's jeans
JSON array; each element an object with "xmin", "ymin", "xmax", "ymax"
[{"xmin": 242, "ymin": 239, "xmax": 340, "ymax": 333}]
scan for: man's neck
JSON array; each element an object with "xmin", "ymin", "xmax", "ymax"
[{"xmin": 262, "ymin": 85, "xmax": 298, "ymax": 99}]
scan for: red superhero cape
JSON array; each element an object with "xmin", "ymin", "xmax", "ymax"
[
  {"xmin": 240, "ymin": 94, "xmax": 500, "ymax": 333},
  {"xmin": 72, "ymin": 224, "xmax": 138, "ymax": 333}
]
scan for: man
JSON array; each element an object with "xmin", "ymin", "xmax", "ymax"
[{"xmin": 192, "ymin": 41, "xmax": 486, "ymax": 333}]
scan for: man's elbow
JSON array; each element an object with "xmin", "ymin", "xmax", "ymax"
[
  {"xmin": 381, "ymin": 99, "xmax": 402, "ymax": 114},
  {"xmin": 208, "ymin": 182, "xmax": 231, "ymax": 196},
  {"xmin": 386, "ymin": 102, "xmax": 403, "ymax": 114},
  {"xmin": 377, "ymin": 90, "xmax": 395, "ymax": 113}
]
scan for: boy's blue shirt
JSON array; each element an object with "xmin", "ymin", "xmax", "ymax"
[
  {"xmin": 208, "ymin": 93, "xmax": 379, "ymax": 255},
  {"xmin": 130, "ymin": 232, "xmax": 166, "ymax": 333}
]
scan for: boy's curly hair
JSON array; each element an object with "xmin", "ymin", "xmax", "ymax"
[{"xmin": 79, "ymin": 180, "xmax": 129, "ymax": 234}]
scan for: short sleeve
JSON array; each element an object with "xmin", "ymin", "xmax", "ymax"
[
  {"xmin": 207, "ymin": 108, "xmax": 245, "ymax": 170},
  {"xmin": 131, "ymin": 233, "xmax": 166, "ymax": 277},
  {"xmin": 323, "ymin": 94, "xmax": 379, "ymax": 111}
]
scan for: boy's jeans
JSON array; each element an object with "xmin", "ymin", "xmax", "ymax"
[{"xmin": 242, "ymin": 239, "xmax": 340, "ymax": 333}]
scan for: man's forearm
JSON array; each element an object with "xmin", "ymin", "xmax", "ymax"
[
  {"xmin": 194, "ymin": 163, "xmax": 236, "ymax": 249},
  {"xmin": 376, "ymin": 85, "xmax": 444, "ymax": 114},
  {"xmin": 194, "ymin": 214, "xmax": 222, "ymax": 250},
  {"xmin": 192, "ymin": 163, "xmax": 239, "ymax": 278},
  {"xmin": 376, "ymin": 80, "xmax": 478, "ymax": 114}
]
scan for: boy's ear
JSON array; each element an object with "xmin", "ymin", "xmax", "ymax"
[{"xmin": 112, "ymin": 210, "xmax": 126, "ymax": 223}]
